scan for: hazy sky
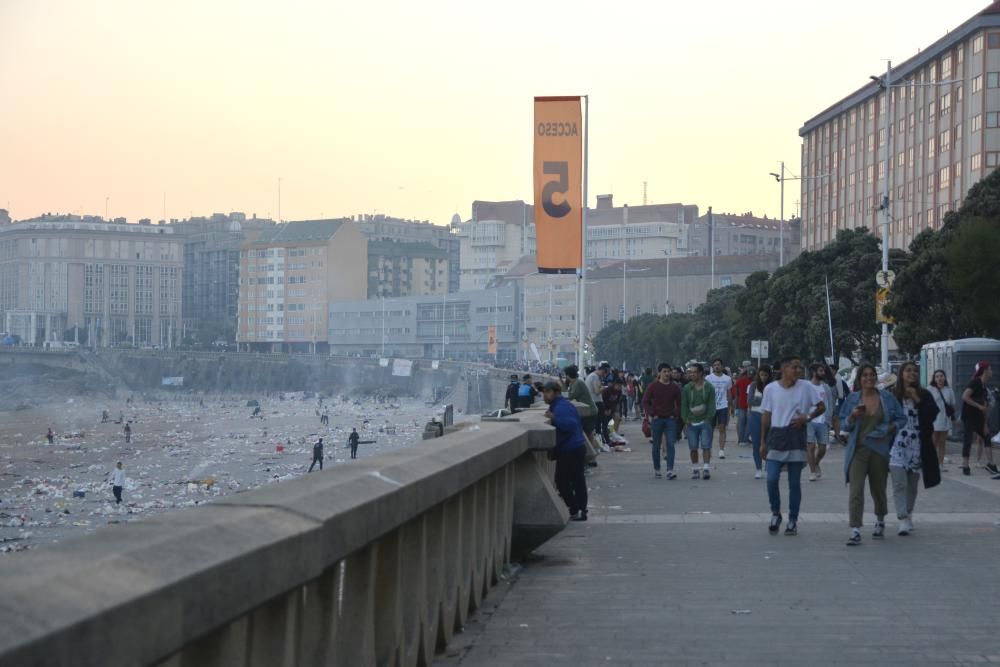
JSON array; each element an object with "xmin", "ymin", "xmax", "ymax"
[{"xmin": 0, "ymin": 0, "xmax": 989, "ymax": 224}]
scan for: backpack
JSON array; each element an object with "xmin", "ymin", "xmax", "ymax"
[{"xmin": 518, "ymin": 384, "xmax": 532, "ymax": 398}]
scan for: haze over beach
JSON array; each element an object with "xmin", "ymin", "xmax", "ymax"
[{"xmin": 0, "ymin": 0, "xmax": 987, "ymax": 223}]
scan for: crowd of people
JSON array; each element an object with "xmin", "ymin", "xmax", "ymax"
[{"xmin": 541, "ymin": 355, "xmax": 999, "ymax": 544}]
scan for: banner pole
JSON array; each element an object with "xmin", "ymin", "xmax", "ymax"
[{"xmin": 578, "ymin": 94, "xmax": 589, "ymax": 365}]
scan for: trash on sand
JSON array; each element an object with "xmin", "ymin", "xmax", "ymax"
[{"xmin": 731, "ymin": 609, "xmax": 753, "ymax": 615}]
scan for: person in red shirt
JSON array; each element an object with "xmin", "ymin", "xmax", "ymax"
[
  {"xmin": 732, "ymin": 366, "xmax": 754, "ymax": 446},
  {"xmin": 642, "ymin": 363, "xmax": 683, "ymax": 479}
]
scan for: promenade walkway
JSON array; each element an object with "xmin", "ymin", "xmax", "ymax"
[{"xmin": 441, "ymin": 423, "xmax": 1000, "ymax": 666}]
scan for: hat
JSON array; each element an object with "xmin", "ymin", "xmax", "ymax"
[
  {"xmin": 877, "ymin": 372, "xmax": 897, "ymax": 389},
  {"xmin": 542, "ymin": 380, "xmax": 563, "ymax": 392}
]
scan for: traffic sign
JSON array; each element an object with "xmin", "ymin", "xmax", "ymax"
[
  {"xmin": 875, "ymin": 270, "xmax": 896, "ymax": 288},
  {"xmin": 875, "ymin": 288, "xmax": 894, "ymax": 324},
  {"xmin": 751, "ymin": 340, "xmax": 769, "ymax": 359}
]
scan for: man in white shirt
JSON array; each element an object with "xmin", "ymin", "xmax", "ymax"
[
  {"xmin": 760, "ymin": 356, "xmax": 825, "ymax": 536},
  {"xmin": 707, "ymin": 359, "xmax": 734, "ymax": 459},
  {"xmin": 586, "ymin": 363, "xmax": 611, "ymax": 446},
  {"xmin": 111, "ymin": 461, "xmax": 126, "ymax": 505},
  {"xmin": 807, "ymin": 363, "xmax": 839, "ymax": 482}
]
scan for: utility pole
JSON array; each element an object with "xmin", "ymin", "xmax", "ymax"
[
  {"xmin": 879, "ymin": 60, "xmax": 892, "ymax": 373},
  {"xmin": 708, "ymin": 206, "xmax": 715, "ymax": 290},
  {"xmin": 778, "ymin": 162, "xmax": 785, "ymax": 267},
  {"xmin": 577, "ymin": 94, "xmax": 589, "ymax": 365}
]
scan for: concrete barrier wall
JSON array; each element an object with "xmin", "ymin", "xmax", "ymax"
[{"xmin": 0, "ymin": 410, "xmax": 565, "ymax": 667}]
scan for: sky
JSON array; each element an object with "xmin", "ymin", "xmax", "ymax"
[{"xmin": 0, "ymin": 0, "xmax": 991, "ymax": 225}]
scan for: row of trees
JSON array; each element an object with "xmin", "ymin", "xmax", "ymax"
[{"xmin": 594, "ymin": 169, "xmax": 1000, "ymax": 369}]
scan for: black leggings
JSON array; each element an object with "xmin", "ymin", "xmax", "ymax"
[{"xmin": 962, "ymin": 417, "xmax": 987, "ymax": 458}]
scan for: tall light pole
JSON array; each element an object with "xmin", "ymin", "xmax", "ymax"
[
  {"xmin": 277, "ymin": 177, "xmax": 282, "ymax": 223},
  {"xmin": 662, "ymin": 249, "xmax": 671, "ymax": 315},
  {"xmin": 770, "ymin": 166, "xmax": 831, "ymax": 267},
  {"xmin": 577, "ymin": 94, "xmax": 590, "ymax": 366}
]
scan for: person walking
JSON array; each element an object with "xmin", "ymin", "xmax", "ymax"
[
  {"xmin": 747, "ymin": 365, "xmax": 773, "ymax": 479},
  {"xmin": 308, "ymin": 438, "xmax": 324, "ymax": 472},
  {"xmin": 840, "ymin": 364, "xmax": 907, "ymax": 546},
  {"xmin": 110, "ymin": 461, "xmax": 126, "ymax": 505},
  {"xmin": 960, "ymin": 362, "xmax": 995, "ymax": 476},
  {"xmin": 733, "ymin": 367, "xmax": 753, "ymax": 447},
  {"xmin": 563, "ymin": 365, "xmax": 600, "ymax": 464},
  {"xmin": 123, "ymin": 422, "xmax": 132, "ymax": 444},
  {"xmin": 928, "ymin": 370, "xmax": 956, "ymax": 471},
  {"xmin": 760, "ymin": 357, "xmax": 825, "ymax": 536},
  {"xmin": 518, "ymin": 374, "xmax": 538, "ymax": 409},
  {"xmin": 889, "ymin": 361, "xmax": 941, "ymax": 536},
  {"xmin": 682, "ymin": 363, "xmax": 716, "ymax": 479},
  {"xmin": 46, "ymin": 428, "xmax": 55, "ymax": 445},
  {"xmin": 348, "ymin": 428, "xmax": 360, "ymax": 459},
  {"xmin": 586, "ymin": 363, "xmax": 611, "ymax": 447},
  {"xmin": 807, "ymin": 363, "xmax": 837, "ymax": 481},
  {"xmin": 643, "ymin": 363, "xmax": 682, "ymax": 479},
  {"xmin": 707, "ymin": 359, "xmax": 734, "ymax": 459},
  {"xmin": 543, "ymin": 380, "xmax": 588, "ymax": 521},
  {"xmin": 601, "ymin": 377, "xmax": 624, "ymax": 439}
]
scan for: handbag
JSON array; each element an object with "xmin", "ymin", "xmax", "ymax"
[
  {"xmin": 932, "ymin": 386, "xmax": 955, "ymax": 419},
  {"xmin": 641, "ymin": 417, "xmax": 652, "ymax": 438}
]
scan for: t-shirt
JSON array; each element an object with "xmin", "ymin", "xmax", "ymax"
[
  {"xmin": 585, "ymin": 372, "xmax": 604, "ymax": 403},
  {"xmin": 964, "ymin": 377, "xmax": 988, "ymax": 423},
  {"xmin": 809, "ymin": 382, "xmax": 834, "ymax": 424},
  {"xmin": 707, "ymin": 372, "xmax": 733, "ymax": 410},
  {"xmin": 733, "ymin": 376, "xmax": 753, "ymax": 410},
  {"xmin": 747, "ymin": 382, "xmax": 767, "ymax": 413},
  {"xmin": 761, "ymin": 379, "xmax": 817, "ymax": 428}
]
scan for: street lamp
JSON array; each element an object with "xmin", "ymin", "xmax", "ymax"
[
  {"xmin": 769, "ymin": 165, "xmax": 831, "ymax": 267},
  {"xmin": 869, "ymin": 61, "xmax": 961, "ymax": 371},
  {"xmin": 661, "ymin": 249, "xmax": 672, "ymax": 314}
]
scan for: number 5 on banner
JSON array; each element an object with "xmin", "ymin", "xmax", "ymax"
[{"xmin": 542, "ymin": 161, "xmax": 571, "ymax": 218}]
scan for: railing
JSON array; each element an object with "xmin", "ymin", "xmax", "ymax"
[{"xmin": 0, "ymin": 410, "xmax": 565, "ymax": 667}]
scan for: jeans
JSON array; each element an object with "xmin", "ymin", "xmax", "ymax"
[
  {"xmin": 686, "ymin": 421, "xmax": 713, "ymax": 450},
  {"xmin": 554, "ymin": 447, "xmax": 588, "ymax": 514},
  {"xmin": 890, "ymin": 466, "xmax": 920, "ymax": 519},
  {"xmin": 651, "ymin": 417, "xmax": 678, "ymax": 472},
  {"xmin": 113, "ymin": 485, "xmax": 123, "ymax": 504},
  {"xmin": 766, "ymin": 460, "xmax": 804, "ymax": 520},
  {"xmin": 748, "ymin": 411, "xmax": 764, "ymax": 470},
  {"xmin": 736, "ymin": 408, "xmax": 749, "ymax": 443}
]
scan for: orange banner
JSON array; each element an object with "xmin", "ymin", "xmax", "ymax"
[
  {"xmin": 487, "ymin": 325, "xmax": 497, "ymax": 354},
  {"xmin": 534, "ymin": 96, "xmax": 582, "ymax": 273}
]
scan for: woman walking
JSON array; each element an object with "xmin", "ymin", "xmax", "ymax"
[
  {"xmin": 747, "ymin": 365, "xmax": 772, "ymax": 480},
  {"xmin": 961, "ymin": 362, "xmax": 995, "ymax": 476},
  {"xmin": 928, "ymin": 370, "xmax": 956, "ymax": 471},
  {"xmin": 840, "ymin": 364, "xmax": 906, "ymax": 546},
  {"xmin": 889, "ymin": 362, "xmax": 941, "ymax": 536}
]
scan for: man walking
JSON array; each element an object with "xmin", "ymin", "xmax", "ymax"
[
  {"xmin": 504, "ymin": 374, "xmax": 521, "ymax": 413},
  {"xmin": 518, "ymin": 374, "xmax": 538, "ymax": 409},
  {"xmin": 643, "ymin": 363, "xmax": 682, "ymax": 479},
  {"xmin": 682, "ymin": 363, "xmax": 716, "ymax": 479},
  {"xmin": 308, "ymin": 437, "xmax": 324, "ymax": 472},
  {"xmin": 348, "ymin": 428, "xmax": 361, "ymax": 459},
  {"xmin": 707, "ymin": 359, "xmax": 734, "ymax": 459},
  {"xmin": 110, "ymin": 461, "xmax": 125, "ymax": 505},
  {"xmin": 807, "ymin": 363, "xmax": 837, "ymax": 481},
  {"xmin": 586, "ymin": 363, "xmax": 611, "ymax": 446},
  {"xmin": 733, "ymin": 365, "xmax": 753, "ymax": 446},
  {"xmin": 543, "ymin": 380, "xmax": 588, "ymax": 521},
  {"xmin": 123, "ymin": 422, "xmax": 132, "ymax": 444},
  {"xmin": 760, "ymin": 356, "xmax": 826, "ymax": 536}
]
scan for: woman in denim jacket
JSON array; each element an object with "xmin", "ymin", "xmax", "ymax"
[{"xmin": 839, "ymin": 364, "xmax": 907, "ymax": 546}]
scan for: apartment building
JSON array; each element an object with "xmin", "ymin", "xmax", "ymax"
[
  {"xmin": 237, "ymin": 219, "xmax": 367, "ymax": 352},
  {"xmin": 354, "ymin": 213, "xmax": 460, "ymax": 293},
  {"xmin": 500, "ymin": 256, "xmax": 579, "ymax": 362},
  {"xmin": 327, "ymin": 284, "xmax": 519, "ymax": 360},
  {"xmin": 688, "ymin": 212, "xmax": 802, "ymax": 260},
  {"xmin": 367, "ymin": 240, "xmax": 449, "ymax": 298},
  {"xmin": 0, "ymin": 216, "xmax": 183, "ymax": 346},
  {"xmin": 800, "ymin": 1, "xmax": 1000, "ymax": 250},
  {"xmin": 454, "ymin": 200, "xmax": 535, "ymax": 291}
]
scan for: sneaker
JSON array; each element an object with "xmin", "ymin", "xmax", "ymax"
[
  {"xmin": 719, "ymin": 449, "xmax": 726, "ymax": 459},
  {"xmin": 872, "ymin": 521, "xmax": 885, "ymax": 538},
  {"xmin": 944, "ymin": 456, "xmax": 951, "ymax": 464},
  {"xmin": 815, "ymin": 467, "xmax": 822, "ymax": 480},
  {"xmin": 769, "ymin": 513, "xmax": 782, "ymax": 534},
  {"xmin": 666, "ymin": 470, "xmax": 677, "ymax": 480},
  {"xmin": 754, "ymin": 469, "xmax": 763, "ymax": 479},
  {"xmin": 986, "ymin": 462, "xmax": 999, "ymax": 475},
  {"xmin": 808, "ymin": 473, "xmax": 817, "ymax": 482},
  {"xmin": 784, "ymin": 521, "xmax": 798, "ymax": 536},
  {"xmin": 570, "ymin": 511, "xmax": 588, "ymax": 522},
  {"xmin": 654, "ymin": 471, "xmax": 662, "ymax": 479},
  {"xmin": 702, "ymin": 469, "xmax": 711, "ymax": 480},
  {"xmin": 898, "ymin": 518, "xmax": 913, "ymax": 536},
  {"xmin": 991, "ymin": 472, "xmax": 1000, "ymax": 480},
  {"xmin": 963, "ymin": 466, "xmax": 971, "ymax": 476},
  {"xmin": 847, "ymin": 528, "xmax": 862, "ymax": 546},
  {"xmin": 691, "ymin": 469, "xmax": 701, "ymax": 480}
]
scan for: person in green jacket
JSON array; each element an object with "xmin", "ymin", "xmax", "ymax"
[{"xmin": 681, "ymin": 363, "xmax": 716, "ymax": 480}]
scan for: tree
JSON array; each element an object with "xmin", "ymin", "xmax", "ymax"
[{"xmin": 945, "ymin": 216, "xmax": 1000, "ymax": 337}]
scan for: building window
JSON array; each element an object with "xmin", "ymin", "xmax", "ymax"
[
  {"xmin": 928, "ymin": 137, "xmax": 935, "ymax": 159},
  {"xmin": 973, "ymin": 75, "xmax": 983, "ymax": 94},
  {"xmin": 973, "ymin": 114, "xmax": 983, "ymax": 133},
  {"xmin": 956, "ymin": 123, "xmax": 963, "ymax": 141},
  {"xmin": 989, "ymin": 112, "xmax": 1000, "ymax": 128},
  {"xmin": 941, "ymin": 92, "xmax": 952, "ymax": 114},
  {"xmin": 974, "ymin": 35, "xmax": 984, "ymax": 54},
  {"xmin": 990, "ymin": 33, "xmax": 1000, "ymax": 49},
  {"xmin": 973, "ymin": 153, "xmax": 982, "ymax": 170},
  {"xmin": 987, "ymin": 152, "xmax": 1000, "ymax": 168},
  {"xmin": 940, "ymin": 130, "xmax": 950, "ymax": 152},
  {"xmin": 939, "ymin": 166, "xmax": 950, "ymax": 188},
  {"xmin": 719, "ymin": 276, "xmax": 733, "ymax": 287},
  {"xmin": 955, "ymin": 161, "xmax": 963, "ymax": 181},
  {"xmin": 942, "ymin": 54, "xmax": 952, "ymax": 79}
]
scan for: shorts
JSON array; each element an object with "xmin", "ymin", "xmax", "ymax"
[
  {"xmin": 806, "ymin": 421, "xmax": 829, "ymax": 445},
  {"xmin": 687, "ymin": 421, "xmax": 713, "ymax": 450},
  {"xmin": 713, "ymin": 408, "xmax": 729, "ymax": 427},
  {"xmin": 581, "ymin": 415, "xmax": 596, "ymax": 436}
]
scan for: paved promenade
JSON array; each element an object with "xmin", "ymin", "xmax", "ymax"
[{"xmin": 440, "ymin": 424, "xmax": 1000, "ymax": 666}]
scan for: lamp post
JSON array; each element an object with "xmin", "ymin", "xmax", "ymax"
[
  {"xmin": 868, "ymin": 62, "xmax": 961, "ymax": 370},
  {"xmin": 662, "ymin": 249, "xmax": 672, "ymax": 315},
  {"xmin": 770, "ymin": 166, "xmax": 831, "ymax": 267}
]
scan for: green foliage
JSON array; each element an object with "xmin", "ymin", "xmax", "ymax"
[{"xmin": 945, "ymin": 217, "xmax": 1000, "ymax": 337}]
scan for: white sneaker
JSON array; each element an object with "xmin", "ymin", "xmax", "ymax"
[
  {"xmin": 719, "ymin": 449, "xmax": 726, "ymax": 459},
  {"xmin": 808, "ymin": 473, "xmax": 817, "ymax": 482},
  {"xmin": 898, "ymin": 518, "xmax": 913, "ymax": 536},
  {"xmin": 754, "ymin": 469, "xmax": 762, "ymax": 479}
]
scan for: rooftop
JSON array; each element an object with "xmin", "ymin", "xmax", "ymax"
[
  {"xmin": 587, "ymin": 253, "xmax": 781, "ymax": 279},
  {"xmin": 249, "ymin": 219, "xmax": 350, "ymax": 245},
  {"xmin": 367, "ymin": 239, "xmax": 449, "ymax": 259}
]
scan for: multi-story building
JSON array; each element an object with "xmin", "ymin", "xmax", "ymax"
[
  {"xmin": 688, "ymin": 212, "xmax": 802, "ymax": 260},
  {"xmin": 354, "ymin": 214, "xmax": 460, "ymax": 293},
  {"xmin": 800, "ymin": 1, "xmax": 1000, "ymax": 250},
  {"xmin": 454, "ymin": 200, "xmax": 535, "ymax": 291},
  {"xmin": 499, "ymin": 256, "xmax": 579, "ymax": 362},
  {"xmin": 237, "ymin": 219, "xmax": 367, "ymax": 352},
  {"xmin": 367, "ymin": 240, "xmax": 449, "ymax": 298},
  {"xmin": 169, "ymin": 213, "xmax": 277, "ymax": 343},
  {"xmin": 327, "ymin": 284, "xmax": 520, "ymax": 360},
  {"xmin": 0, "ymin": 215, "xmax": 183, "ymax": 347},
  {"xmin": 583, "ymin": 254, "xmax": 782, "ymax": 336}
]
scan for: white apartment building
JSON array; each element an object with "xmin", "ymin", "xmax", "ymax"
[{"xmin": 800, "ymin": 1, "xmax": 1000, "ymax": 250}]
